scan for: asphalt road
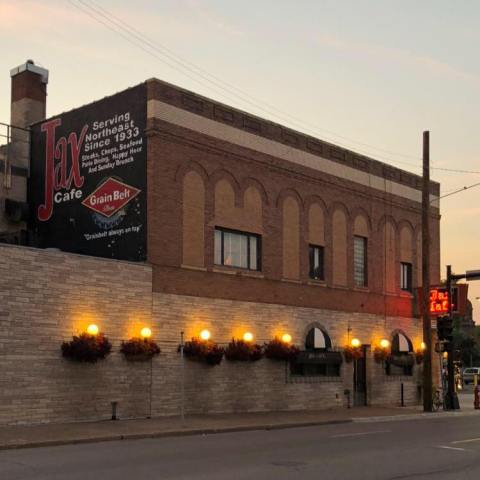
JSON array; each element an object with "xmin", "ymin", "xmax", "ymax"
[{"xmin": 3, "ymin": 415, "xmax": 480, "ymax": 480}]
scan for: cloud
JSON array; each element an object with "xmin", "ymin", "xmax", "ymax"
[{"xmin": 315, "ymin": 32, "xmax": 480, "ymax": 87}]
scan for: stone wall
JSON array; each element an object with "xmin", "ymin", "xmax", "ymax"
[{"xmin": 0, "ymin": 244, "xmax": 424, "ymax": 425}]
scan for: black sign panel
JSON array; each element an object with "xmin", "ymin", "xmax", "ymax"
[{"xmin": 29, "ymin": 84, "xmax": 147, "ymax": 261}]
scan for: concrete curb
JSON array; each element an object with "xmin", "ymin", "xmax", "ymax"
[
  {"xmin": 0, "ymin": 419, "xmax": 353, "ymax": 451},
  {"xmin": 353, "ymin": 410, "xmax": 480, "ymax": 423},
  {"xmin": 2, "ymin": 409, "xmax": 478, "ymax": 451}
]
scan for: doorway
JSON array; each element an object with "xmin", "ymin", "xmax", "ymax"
[{"xmin": 353, "ymin": 346, "xmax": 367, "ymax": 406}]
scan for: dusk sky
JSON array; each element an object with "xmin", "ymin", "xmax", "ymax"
[{"xmin": 1, "ymin": 0, "xmax": 479, "ymax": 320}]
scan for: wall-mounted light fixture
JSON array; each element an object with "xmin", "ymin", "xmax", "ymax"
[
  {"xmin": 420, "ymin": 342, "xmax": 426, "ymax": 351},
  {"xmin": 351, "ymin": 338, "xmax": 361, "ymax": 348},
  {"xmin": 379, "ymin": 338, "xmax": 390, "ymax": 349},
  {"xmin": 140, "ymin": 327, "xmax": 152, "ymax": 339},
  {"xmin": 243, "ymin": 332, "xmax": 254, "ymax": 342},
  {"xmin": 281, "ymin": 333, "xmax": 292, "ymax": 344},
  {"xmin": 87, "ymin": 324, "xmax": 99, "ymax": 336},
  {"xmin": 200, "ymin": 329, "xmax": 211, "ymax": 341}
]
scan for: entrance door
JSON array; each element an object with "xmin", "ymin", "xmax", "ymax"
[{"xmin": 353, "ymin": 346, "xmax": 367, "ymax": 406}]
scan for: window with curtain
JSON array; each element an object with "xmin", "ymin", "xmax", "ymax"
[{"xmin": 214, "ymin": 227, "xmax": 261, "ymax": 271}]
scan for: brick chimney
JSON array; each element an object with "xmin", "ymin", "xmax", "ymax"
[
  {"xmin": 0, "ymin": 61, "xmax": 48, "ymax": 241},
  {"xmin": 10, "ymin": 59, "xmax": 48, "ymax": 128}
]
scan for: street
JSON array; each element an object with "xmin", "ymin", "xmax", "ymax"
[{"xmin": 3, "ymin": 414, "xmax": 480, "ymax": 480}]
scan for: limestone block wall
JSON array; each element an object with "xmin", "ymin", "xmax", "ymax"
[
  {"xmin": 0, "ymin": 244, "xmax": 423, "ymax": 425},
  {"xmin": 0, "ymin": 244, "xmax": 153, "ymax": 425}
]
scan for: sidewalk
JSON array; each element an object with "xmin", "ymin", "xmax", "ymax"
[{"xmin": 0, "ymin": 402, "xmax": 478, "ymax": 450}]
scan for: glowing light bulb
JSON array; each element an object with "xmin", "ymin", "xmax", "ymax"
[
  {"xmin": 380, "ymin": 339, "xmax": 390, "ymax": 349},
  {"xmin": 140, "ymin": 327, "xmax": 152, "ymax": 339},
  {"xmin": 421, "ymin": 342, "xmax": 426, "ymax": 351},
  {"xmin": 281, "ymin": 333, "xmax": 292, "ymax": 344},
  {"xmin": 351, "ymin": 338, "xmax": 361, "ymax": 348},
  {"xmin": 200, "ymin": 329, "xmax": 211, "ymax": 341},
  {"xmin": 243, "ymin": 332, "xmax": 254, "ymax": 342},
  {"xmin": 87, "ymin": 324, "xmax": 99, "ymax": 336}
]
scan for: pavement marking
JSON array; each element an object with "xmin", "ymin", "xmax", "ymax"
[
  {"xmin": 330, "ymin": 430, "xmax": 390, "ymax": 438},
  {"xmin": 452, "ymin": 437, "xmax": 480, "ymax": 445},
  {"xmin": 435, "ymin": 445, "xmax": 467, "ymax": 451}
]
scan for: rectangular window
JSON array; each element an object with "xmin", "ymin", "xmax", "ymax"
[
  {"xmin": 354, "ymin": 236, "xmax": 367, "ymax": 287},
  {"xmin": 400, "ymin": 262, "xmax": 413, "ymax": 292},
  {"xmin": 214, "ymin": 227, "xmax": 261, "ymax": 271},
  {"xmin": 290, "ymin": 362, "xmax": 341, "ymax": 377},
  {"xmin": 309, "ymin": 245, "xmax": 324, "ymax": 280}
]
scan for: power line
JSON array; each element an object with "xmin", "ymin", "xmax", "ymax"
[
  {"xmin": 70, "ymin": 0, "xmax": 426, "ymax": 171},
  {"xmin": 70, "ymin": 0, "xmax": 480, "ymax": 178},
  {"xmin": 435, "ymin": 181, "xmax": 480, "ymax": 202},
  {"xmin": 81, "ymin": 0, "xmax": 424, "ymax": 163}
]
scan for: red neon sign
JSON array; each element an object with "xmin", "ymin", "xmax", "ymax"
[{"xmin": 429, "ymin": 288, "xmax": 450, "ymax": 315}]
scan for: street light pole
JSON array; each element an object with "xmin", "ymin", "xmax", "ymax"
[{"xmin": 422, "ymin": 131, "xmax": 433, "ymax": 412}]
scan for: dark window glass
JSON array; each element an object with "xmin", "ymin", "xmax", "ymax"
[
  {"xmin": 290, "ymin": 362, "xmax": 341, "ymax": 377},
  {"xmin": 354, "ymin": 236, "xmax": 368, "ymax": 287},
  {"xmin": 214, "ymin": 228, "xmax": 261, "ymax": 271},
  {"xmin": 309, "ymin": 245, "xmax": 324, "ymax": 280},
  {"xmin": 400, "ymin": 262, "xmax": 413, "ymax": 292}
]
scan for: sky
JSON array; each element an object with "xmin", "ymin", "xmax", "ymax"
[{"xmin": 1, "ymin": 0, "xmax": 479, "ymax": 320}]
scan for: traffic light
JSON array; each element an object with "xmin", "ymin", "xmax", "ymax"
[{"xmin": 437, "ymin": 316, "xmax": 453, "ymax": 341}]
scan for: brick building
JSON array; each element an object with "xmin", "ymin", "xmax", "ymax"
[{"xmin": 0, "ymin": 61, "xmax": 441, "ymax": 425}]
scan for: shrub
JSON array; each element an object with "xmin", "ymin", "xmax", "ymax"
[
  {"xmin": 343, "ymin": 345, "xmax": 364, "ymax": 363},
  {"xmin": 182, "ymin": 338, "xmax": 225, "ymax": 366},
  {"xmin": 415, "ymin": 350, "xmax": 424, "ymax": 364},
  {"xmin": 120, "ymin": 337, "xmax": 161, "ymax": 361},
  {"xmin": 264, "ymin": 338, "xmax": 299, "ymax": 361},
  {"xmin": 373, "ymin": 347, "xmax": 389, "ymax": 363},
  {"xmin": 225, "ymin": 339, "xmax": 263, "ymax": 362},
  {"xmin": 61, "ymin": 333, "xmax": 112, "ymax": 363}
]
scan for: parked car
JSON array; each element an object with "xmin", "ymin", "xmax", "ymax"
[{"xmin": 462, "ymin": 367, "xmax": 480, "ymax": 385}]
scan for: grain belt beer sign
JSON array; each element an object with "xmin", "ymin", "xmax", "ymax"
[{"xmin": 29, "ymin": 84, "xmax": 147, "ymax": 261}]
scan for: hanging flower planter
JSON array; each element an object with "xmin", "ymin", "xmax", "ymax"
[
  {"xmin": 120, "ymin": 337, "xmax": 161, "ymax": 361},
  {"xmin": 343, "ymin": 345, "xmax": 364, "ymax": 363},
  {"xmin": 181, "ymin": 338, "xmax": 225, "ymax": 366},
  {"xmin": 225, "ymin": 339, "xmax": 263, "ymax": 362},
  {"xmin": 61, "ymin": 332, "xmax": 112, "ymax": 363},
  {"xmin": 415, "ymin": 349, "xmax": 424, "ymax": 365},
  {"xmin": 264, "ymin": 338, "xmax": 299, "ymax": 361},
  {"xmin": 373, "ymin": 347, "xmax": 389, "ymax": 363}
]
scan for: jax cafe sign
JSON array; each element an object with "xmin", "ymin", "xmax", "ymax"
[
  {"xmin": 29, "ymin": 84, "xmax": 147, "ymax": 261},
  {"xmin": 417, "ymin": 285, "xmax": 468, "ymax": 317}
]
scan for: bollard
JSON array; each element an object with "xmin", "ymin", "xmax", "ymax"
[
  {"xmin": 401, "ymin": 382, "xmax": 405, "ymax": 407},
  {"xmin": 474, "ymin": 385, "xmax": 480, "ymax": 410}
]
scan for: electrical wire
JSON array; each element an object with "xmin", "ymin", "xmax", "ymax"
[
  {"xmin": 70, "ymin": 0, "xmax": 480, "ymax": 178},
  {"xmin": 70, "ymin": 0, "xmax": 424, "ymax": 170},
  {"xmin": 435, "ymin": 181, "xmax": 480, "ymax": 202}
]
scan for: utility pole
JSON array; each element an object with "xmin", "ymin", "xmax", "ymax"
[{"xmin": 422, "ymin": 131, "xmax": 433, "ymax": 412}]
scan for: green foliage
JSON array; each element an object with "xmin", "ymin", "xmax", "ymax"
[
  {"xmin": 120, "ymin": 337, "xmax": 160, "ymax": 360},
  {"xmin": 182, "ymin": 338, "xmax": 225, "ymax": 366},
  {"xmin": 452, "ymin": 317, "xmax": 480, "ymax": 366},
  {"xmin": 225, "ymin": 339, "xmax": 263, "ymax": 362},
  {"xmin": 264, "ymin": 338, "xmax": 299, "ymax": 361},
  {"xmin": 61, "ymin": 333, "xmax": 112, "ymax": 363}
]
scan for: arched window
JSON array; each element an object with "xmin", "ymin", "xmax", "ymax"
[
  {"xmin": 291, "ymin": 327, "xmax": 341, "ymax": 378},
  {"xmin": 386, "ymin": 333, "xmax": 414, "ymax": 376},
  {"xmin": 305, "ymin": 327, "xmax": 332, "ymax": 350},
  {"xmin": 392, "ymin": 332, "xmax": 413, "ymax": 354}
]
